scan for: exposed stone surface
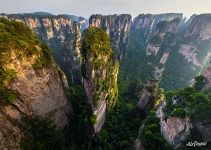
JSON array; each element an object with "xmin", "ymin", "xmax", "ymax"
[
  {"xmin": 93, "ymin": 100, "xmax": 107, "ymax": 133},
  {"xmin": 81, "ymin": 28, "xmax": 119, "ymax": 133},
  {"xmin": 131, "ymin": 13, "xmax": 183, "ymax": 41},
  {"xmin": 156, "ymin": 101, "xmax": 192, "ymax": 148},
  {"xmin": 1, "ymin": 13, "xmax": 87, "ymax": 84},
  {"xmin": 185, "ymin": 14, "xmax": 211, "ymax": 40},
  {"xmin": 179, "ymin": 44, "xmax": 201, "ymax": 67},
  {"xmin": 133, "ymin": 139, "xmax": 145, "ymax": 150},
  {"xmin": 89, "ymin": 14, "xmax": 132, "ymax": 59},
  {"xmin": 159, "ymin": 52, "xmax": 169, "ymax": 64},
  {"xmin": 131, "ymin": 13, "xmax": 211, "ymax": 89},
  {"xmin": 0, "ymin": 112, "xmax": 21, "ymax": 150},
  {"xmin": 82, "ymin": 55, "xmax": 119, "ymax": 133},
  {"xmin": 138, "ymin": 80, "xmax": 158, "ymax": 112},
  {"xmin": 203, "ymin": 61, "xmax": 211, "ymax": 89},
  {"xmin": 3, "ymin": 50, "xmax": 71, "ymax": 126},
  {"xmin": 0, "ymin": 20, "xmax": 72, "ymax": 149}
]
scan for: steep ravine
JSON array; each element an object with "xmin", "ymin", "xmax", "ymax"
[{"xmin": 1, "ymin": 12, "xmax": 211, "ymax": 150}]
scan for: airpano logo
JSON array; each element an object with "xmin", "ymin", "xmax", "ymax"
[{"xmin": 186, "ymin": 141, "xmax": 207, "ymax": 147}]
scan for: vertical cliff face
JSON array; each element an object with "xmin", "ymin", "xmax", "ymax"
[
  {"xmin": 89, "ymin": 14, "xmax": 132, "ymax": 59},
  {"xmin": 1, "ymin": 13, "xmax": 88, "ymax": 84},
  {"xmin": 81, "ymin": 27, "xmax": 119, "ymax": 133},
  {"xmin": 131, "ymin": 13, "xmax": 183, "ymax": 42},
  {"xmin": 137, "ymin": 80, "xmax": 158, "ymax": 112},
  {"xmin": 0, "ymin": 18, "xmax": 71, "ymax": 149},
  {"xmin": 156, "ymin": 101, "xmax": 192, "ymax": 148},
  {"xmin": 130, "ymin": 13, "xmax": 211, "ymax": 90},
  {"xmin": 204, "ymin": 61, "xmax": 211, "ymax": 89},
  {"xmin": 160, "ymin": 14, "xmax": 211, "ymax": 89}
]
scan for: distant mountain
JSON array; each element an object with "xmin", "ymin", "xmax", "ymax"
[{"xmin": 24, "ymin": 11, "xmax": 55, "ymax": 16}]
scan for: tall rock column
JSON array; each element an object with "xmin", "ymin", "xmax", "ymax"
[{"xmin": 81, "ymin": 27, "xmax": 119, "ymax": 133}]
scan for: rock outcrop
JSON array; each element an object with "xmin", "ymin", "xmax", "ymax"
[
  {"xmin": 0, "ymin": 18, "xmax": 72, "ymax": 149},
  {"xmin": 89, "ymin": 14, "xmax": 132, "ymax": 59},
  {"xmin": 137, "ymin": 80, "xmax": 158, "ymax": 112},
  {"xmin": 81, "ymin": 27, "xmax": 119, "ymax": 133},
  {"xmin": 1, "ymin": 13, "xmax": 88, "ymax": 84},
  {"xmin": 156, "ymin": 101, "xmax": 192, "ymax": 148},
  {"xmin": 131, "ymin": 13, "xmax": 183, "ymax": 43}
]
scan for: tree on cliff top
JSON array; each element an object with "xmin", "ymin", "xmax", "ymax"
[{"xmin": 81, "ymin": 27, "xmax": 112, "ymax": 57}]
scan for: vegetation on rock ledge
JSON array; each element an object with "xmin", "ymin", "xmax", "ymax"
[
  {"xmin": 81, "ymin": 27, "xmax": 119, "ymax": 108},
  {"xmin": 0, "ymin": 18, "xmax": 53, "ymax": 105}
]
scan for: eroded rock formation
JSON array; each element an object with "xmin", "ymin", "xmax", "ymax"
[
  {"xmin": 137, "ymin": 80, "xmax": 158, "ymax": 112},
  {"xmin": 81, "ymin": 27, "xmax": 119, "ymax": 133},
  {"xmin": 0, "ymin": 18, "xmax": 72, "ymax": 149},
  {"xmin": 89, "ymin": 14, "xmax": 132, "ymax": 59},
  {"xmin": 131, "ymin": 13, "xmax": 211, "ymax": 89},
  {"xmin": 156, "ymin": 101, "xmax": 192, "ymax": 148},
  {"xmin": 1, "ymin": 13, "xmax": 87, "ymax": 84}
]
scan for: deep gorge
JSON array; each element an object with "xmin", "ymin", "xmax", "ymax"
[{"xmin": 0, "ymin": 12, "xmax": 211, "ymax": 149}]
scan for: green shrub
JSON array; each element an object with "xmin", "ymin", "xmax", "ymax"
[
  {"xmin": 91, "ymin": 114, "xmax": 97, "ymax": 124},
  {"xmin": 0, "ymin": 69, "xmax": 16, "ymax": 85},
  {"xmin": 164, "ymin": 87, "xmax": 211, "ymax": 123},
  {"xmin": 172, "ymin": 108, "xmax": 186, "ymax": 117},
  {"xmin": 20, "ymin": 117, "xmax": 65, "ymax": 150},
  {"xmin": 194, "ymin": 75, "xmax": 206, "ymax": 91},
  {"xmin": 0, "ymin": 88, "xmax": 17, "ymax": 105},
  {"xmin": 0, "ymin": 69, "xmax": 17, "ymax": 105},
  {"xmin": 81, "ymin": 27, "xmax": 112, "ymax": 57},
  {"xmin": 0, "ymin": 18, "xmax": 52, "ymax": 70},
  {"xmin": 139, "ymin": 111, "xmax": 171, "ymax": 150}
]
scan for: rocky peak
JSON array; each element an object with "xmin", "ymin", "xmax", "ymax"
[
  {"xmin": 89, "ymin": 14, "xmax": 132, "ymax": 59},
  {"xmin": 132, "ymin": 13, "xmax": 183, "ymax": 38},
  {"xmin": 185, "ymin": 14, "xmax": 211, "ymax": 40}
]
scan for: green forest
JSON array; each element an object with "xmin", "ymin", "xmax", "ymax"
[{"xmin": 1, "ymin": 18, "xmax": 211, "ymax": 150}]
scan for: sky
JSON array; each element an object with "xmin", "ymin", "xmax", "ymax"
[{"xmin": 0, "ymin": 0, "xmax": 211, "ymax": 18}]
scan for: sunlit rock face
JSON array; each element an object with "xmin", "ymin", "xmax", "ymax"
[
  {"xmin": 1, "ymin": 13, "xmax": 88, "ymax": 84},
  {"xmin": 89, "ymin": 14, "xmax": 132, "ymax": 59},
  {"xmin": 0, "ymin": 18, "xmax": 72, "ymax": 149},
  {"xmin": 6, "ymin": 57, "xmax": 71, "ymax": 127}
]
